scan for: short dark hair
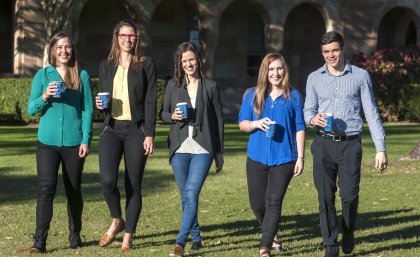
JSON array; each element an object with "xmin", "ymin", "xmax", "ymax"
[{"xmin": 321, "ymin": 31, "xmax": 344, "ymax": 49}]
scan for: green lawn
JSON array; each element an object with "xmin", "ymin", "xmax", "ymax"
[{"xmin": 0, "ymin": 123, "xmax": 419, "ymax": 257}]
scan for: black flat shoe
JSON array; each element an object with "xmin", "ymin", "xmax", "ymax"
[
  {"xmin": 191, "ymin": 240, "xmax": 202, "ymax": 251},
  {"xmin": 342, "ymin": 231, "xmax": 355, "ymax": 254}
]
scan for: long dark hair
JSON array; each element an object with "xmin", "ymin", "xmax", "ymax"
[
  {"xmin": 48, "ymin": 31, "xmax": 81, "ymax": 90},
  {"xmin": 174, "ymin": 42, "xmax": 205, "ymax": 87},
  {"xmin": 108, "ymin": 19, "xmax": 144, "ymax": 70}
]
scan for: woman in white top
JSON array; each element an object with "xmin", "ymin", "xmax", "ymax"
[{"xmin": 160, "ymin": 42, "xmax": 224, "ymax": 257}]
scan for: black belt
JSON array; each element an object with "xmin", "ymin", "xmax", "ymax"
[
  {"xmin": 108, "ymin": 118, "xmax": 143, "ymax": 128},
  {"xmin": 316, "ymin": 131, "xmax": 361, "ymax": 141}
]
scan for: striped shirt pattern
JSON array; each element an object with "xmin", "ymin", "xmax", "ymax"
[{"xmin": 303, "ymin": 62, "xmax": 386, "ymax": 152}]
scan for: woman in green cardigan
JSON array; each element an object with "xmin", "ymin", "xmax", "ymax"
[{"xmin": 17, "ymin": 31, "xmax": 93, "ymax": 253}]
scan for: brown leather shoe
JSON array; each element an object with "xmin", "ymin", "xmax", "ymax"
[
  {"xmin": 173, "ymin": 244, "xmax": 185, "ymax": 257},
  {"xmin": 16, "ymin": 247, "xmax": 43, "ymax": 253},
  {"xmin": 98, "ymin": 221, "xmax": 125, "ymax": 247}
]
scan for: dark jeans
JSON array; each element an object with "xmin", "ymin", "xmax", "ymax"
[
  {"xmin": 99, "ymin": 120, "xmax": 147, "ymax": 234},
  {"xmin": 35, "ymin": 141, "xmax": 84, "ymax": 233},
  {"xmin": 171, "ymin": 153, "xmax": 213, "ymax": 245},
  {"xmin": 246, "ymin": 157, "xmax": 295, "ymax": 248},
  {"xmin": 311, "ymin": 135, "xmax": 362, "ymax": 254}
]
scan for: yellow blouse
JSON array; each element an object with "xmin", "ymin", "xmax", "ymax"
[{"xmin": 112, "ymin": 66, "xmax": 132, "ymax": 120}]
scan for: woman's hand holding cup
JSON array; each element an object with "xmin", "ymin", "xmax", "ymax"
[
  {"xmin": 95, "ymin": 96, "xmax": 103, "ymax": 110},
  {"xmin": 42, "ymin": 82, "xmax": 59, "ymax": 102},
  {"xmin": 171, "ymin": 108, "xmax": 183, "ymax": 121},
  {"xmin": 96, "ymin": 92, "xmax": 110, "ymax": 110}
]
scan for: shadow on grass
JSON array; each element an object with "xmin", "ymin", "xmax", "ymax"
[
  {"xmin": 0, "ymin": 167, "xmax": 175, "ymax": 204},
  {"xmin": 115, "ymin": 208, "xmax": 420, "ymax": 255}
]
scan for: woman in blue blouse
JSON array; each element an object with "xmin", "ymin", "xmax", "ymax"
[
  {"xmin": 238, "ymin": 53, "xmax": 305, "ymax": 257},
  {"xmin": 18, "ymin": 31, "xmax": 93, "ymax": 253}
]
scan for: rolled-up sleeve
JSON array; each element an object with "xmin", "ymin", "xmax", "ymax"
[
  {"xmin": 303, "ymin": 73, "xmax": 318, "ymax": 126},
  {"xmin": 360, "ymin": 71, "xmax": 386, "ymax": 152}
]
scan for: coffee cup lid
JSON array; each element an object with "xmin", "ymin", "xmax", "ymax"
[
  {"xmin": 98, "ymin": 92, "xmax": 110, "ymax": 95},
  {"xmin": 176, "ymin": 102, "xmax": 188, "ymax": 105},
  {"xmin": 325, "ymin": 113, "xmax": 333, "ymax": 117}
]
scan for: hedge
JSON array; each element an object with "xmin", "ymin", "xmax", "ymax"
[
  {"xmin": 351, "ymin": 44, "xmax": 420, "ymax": 121},
  {"xmin": 0, "ymin": 77, "xmax": 167, "ymax": 123}
]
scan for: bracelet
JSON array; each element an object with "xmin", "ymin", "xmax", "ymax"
[
  {"xmin": 248, "ymin": 121, "xmax": 253, "ymax": 132},
  {"xmin": 298, "ymin": 156, "xmax": 304, "ymax": 160}
]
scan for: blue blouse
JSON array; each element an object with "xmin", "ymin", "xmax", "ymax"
[{"xmin": 238, "ymin": 87, "xmax": 305, "ymax": 166}]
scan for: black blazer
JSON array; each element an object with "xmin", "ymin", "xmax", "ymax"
[
  {"xmin": 160, "ymin": 78, "xmax": 224, "ymax": 159},
  {"xmin": 99, "ymin": 58, "xmax": 157, "ymax": 137}
]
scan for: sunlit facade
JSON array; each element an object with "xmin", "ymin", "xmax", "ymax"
[{"xmin": 1, "ymin": 0, "xmax": 419, "ymax": 119}]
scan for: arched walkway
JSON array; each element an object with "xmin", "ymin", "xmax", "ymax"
[
  {"xmin": 283, "ymin": 3, "xmax": 325, "ymax": 92},
  {"xmin": 148, "ymin": 0, "xmax": 199, "ymax": 79},
  {"xmin": 76, "ymin": 0, "xmax": 129, "ymax": 76},
  {"xmin": 214, "ymin": 0, "xmax": 265, "ymax": 81},
  {"xmin": 377, "ymin": 7, "xmax": 417, "ymax": 50},
  {"xmin": 0, "ymin": 0, "xmax": 14, "ymax": 73}
]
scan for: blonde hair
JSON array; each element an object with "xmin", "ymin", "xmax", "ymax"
[
  {"xmin": 48, "ymin": 31, "xmax": 81, "ymax": 90},
  {"xmin": 108, "ymin": 19, "xmax": 144, "ymax": 70},
  {"xmin": 253, "ymin": 53, "xmax": 291, "ymax": 116}
]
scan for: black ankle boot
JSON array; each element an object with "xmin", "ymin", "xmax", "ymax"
[
  {"xmin": 69, "ymin": 232, "xmax": 82, "ymax": 248},
  {"xmin": 32, "ymin": 230, "xmax": 48, "ymax": 253}
]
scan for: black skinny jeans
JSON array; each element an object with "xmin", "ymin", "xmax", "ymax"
[
  {"xmin": 99, "ymin": 120, "xmax": 147, "ymax": 234},
  {"xmin": 246, "ymin": 157, "xmax": 295, "ymax": 248},
  {"xmin": 35, "ymin": 141, "xmax": 84, "ymax": 233}
]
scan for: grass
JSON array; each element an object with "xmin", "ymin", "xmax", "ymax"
[{"xmin": 0, "ymin": 123, "xmax": 419, "ymax": 257}]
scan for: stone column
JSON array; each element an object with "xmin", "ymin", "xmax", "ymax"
[
  {"xmin": 198, "ymin": 2, "xmax": 220, "ymax": 79},
  {"xmin": 264, "ymin": 22, "xmax": 283, "ymax": 53},
  {"xmin": 123, "ymin": 0, "xmax": 156, "ymax": 56},
  {"xmin": 13, "ymin": 0, "xmax": 46, "ymax": 75}
]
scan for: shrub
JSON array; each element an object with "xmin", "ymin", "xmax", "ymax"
[
  {"xmin": 0, "ymin": 77, "xmax": 167, "ymax": 123},
  {"xmin": 351, "ymin": 44, "xmax": 420, "ymax": 121}
]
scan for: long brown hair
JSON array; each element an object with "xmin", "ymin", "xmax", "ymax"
[
  {"xmin": 48, "ymin": 31, "xmax": 80, "ymax": 90},
  {"xmin": 253, "ymin": 53, "xmax": 291, "ymax": 116},
  {"xmin": 174, "ymin": 42, "xmax": 205, "ymax": 87},
  {"xmin": 108, "ymin": 19, "xmax": 143, "ymax": 70}
]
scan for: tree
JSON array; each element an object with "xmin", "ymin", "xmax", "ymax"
[
  {"xmin": 40, "ymin": 0, "xmax": 81, "ymax": 66},
  {"xmin": 400, "ymin": 142, "xmax": 420, "ymax": 161}
]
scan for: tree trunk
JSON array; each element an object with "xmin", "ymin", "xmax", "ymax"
[{"xmin": 400, "ymin": 142, "xmax": 420, "ymax": 160}]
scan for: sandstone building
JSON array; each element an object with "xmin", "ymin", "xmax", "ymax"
[{"xmin": 1, "ymin": 0, "xmax": 418, "ymax": 119}]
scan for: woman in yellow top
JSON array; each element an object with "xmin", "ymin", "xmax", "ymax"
[{"xmin": 95, "ymin": 19, "xmax": 157, "ymax": 252}]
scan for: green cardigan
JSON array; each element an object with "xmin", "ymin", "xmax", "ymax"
[{"xmin": 27, "ymin": 66, "xmax": 93, "ymax": 146}]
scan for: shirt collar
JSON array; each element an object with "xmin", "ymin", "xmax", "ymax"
[
  {"xmin": 46, "ymin": 65, "xmax": 57, "ymax": 73},
  {"xmin": 320, "ymin": 60, "xmax": 352, "ymax": 75}
]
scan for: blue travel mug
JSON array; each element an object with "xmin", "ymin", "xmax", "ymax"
[
  {"xmin": 98, "ymin": 92, "xmax": 110, "ymax": 109},
  {"xmin": 176, "ymin": 102, "xmax": 189, "ymax": 119},
  {"xmin": 53, "ymin": 81, "xmax": 63, "ymax": 98},
  {"xmin": 265, "ymin": 121, "xmax": 276, "ymax": 138},
  {"xmin": 324, "ymin": 113, "xmax": 334, "ymax": 131}
]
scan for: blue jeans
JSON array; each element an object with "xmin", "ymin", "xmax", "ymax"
[{"xmin": 171, "ymin": 153, "xmax": 213, "ymax": 245}]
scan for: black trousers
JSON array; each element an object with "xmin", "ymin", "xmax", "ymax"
[
  {"xmin": 311, "ymin": 135, "xmax": 362, "ymax": 254},
  {"xmin": 35, "ymin": 141, "xmax": 84, "ymax": 233},
  {"xmin": 246, "ymin": 157, "xmax": 295, "ymax": 248},
  {"xmin": 99, "ymin": 120, "xmax": 147, "ymax": 234}
]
